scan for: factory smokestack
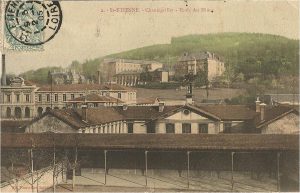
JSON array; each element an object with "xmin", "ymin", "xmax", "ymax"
[{"xmin": 1, "ymin": 54, "xmax": 7, "ymax": 86}]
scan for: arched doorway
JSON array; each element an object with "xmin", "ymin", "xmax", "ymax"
[
  {"xmin": 15, "ymin": 107, "xmax": 22, "ymax": 119},
  {"xmin": 37, "ymin": 107, "xmax": 43, "ymax": 117},
  {"xmin": 46, "ymin": 107, "xmax": 51, "ymax": 112},
  {"xmin": 6, "ymin": 107, "xmax": 11, "ymax": 118},
  {"xmin": 25, "ymin": 107, "xmax": 30, "ymax": 118}
]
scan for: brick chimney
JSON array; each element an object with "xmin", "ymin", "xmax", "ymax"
[
  {"xmin": 255, "ymin": 97, "xmax": 261, "ymax": 112},
  {"xmin": 158, "ymin": 102, "xmax": 165, "ymax": 112},
  {"xmin": 259, "ymin": 103, "xmax": 267, "ymax": 121},
  {"xmin": 1, "ymin": 54, "xmax": 7, "ymax": 86}
]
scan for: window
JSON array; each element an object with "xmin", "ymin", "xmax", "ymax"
[
  {"xmin": 182, "ymin": 123, "xmax": 191, "ymax": 133},
  {"xmin": 80, "ymin": 94, "xmax": 83, "ymax": 97},
  {"xmin": 46, "ymin": 94, "xmax": 50, "ymax": 102},
  {"xmin": 198, "ymin": 123, "xmax": 208, "ymax": 133},
  {"xmin": 71, "ymin": 94, "xmax": 75, "ymax": 99},
  {"xmin": 166, "ymin": 123, "xmax": 175, "ymax": 133},
  {"xmin": 63, "ymin": 94, "xmax": 66, "ymax": 101},
  {"xmin": 224, "ymin": 123, "xmax": 232, "ymax": 133},
  {"xmin": 38, "ymin": 94, "xmax": 42, "ymax": 102},
  {"xmin": 16, "ymin": 94, "xmax": 20, "ymax": 102},
  {"xmin": 127, "ymin": 123, "xmax": 133, "ymax": 133},
  {"xmin": 7, "ymin": 94, "xmax": 11, "ymax": 102},
  {"xmin": 25, "ymin": 107, "xmax": 30, "ymax": 118},
  {"xmin": 6, "ymin": 107, "xmax": 11, "ymax": 118},
  {"xmin": 118, "ymin": 92, "xmax": 121, "ymax": 99},
  {"xmin": 25, "ymin": 94, "xmax": 30, "ymax": 102},
  {"xmin": 54, "ymin": 94, "xmax": 58, "ymax": 102}
]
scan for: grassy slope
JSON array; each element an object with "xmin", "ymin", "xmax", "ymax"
[{"xmin": 21, "ymin": 33, "xmax": 299, "ymax": 83}]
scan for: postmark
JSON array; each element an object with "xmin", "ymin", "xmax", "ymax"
[{"xmin": 5, "ymin": 1, "xmax": 62, "ymax": 46}]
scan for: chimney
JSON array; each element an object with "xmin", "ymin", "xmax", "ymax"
[
  {"xmin": 122, "ymin": 104, "xmax": 128, "ymax": 111},
  {"xmin": 97, "ymin": 70, "xmax": 101, "ymax": 84},
  {"xmin": 255, "ymin": 97, "xmax": 261, "ymax": 112},
  {"xmin": 186, "ymin": 82, "xmax": 193, "ymax": 105},
  {"xmin": 259, "ymin": 103, "xmax": 267, "ymax": 121},
  {"xmin": 158, "ymin": 102, "xmax": 165, "ymax": 112},
  {"xmin": 1, "ymin": 54, "xmax": 7, "ymax": 86},
  {"xmin": 82, "ymin": 104, "xmax": 88, "ymax": 122}
]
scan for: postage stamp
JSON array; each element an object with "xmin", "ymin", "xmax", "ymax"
[{"xmin": 3, "ymin": 0, "xmax": 62, "ymax": 51}]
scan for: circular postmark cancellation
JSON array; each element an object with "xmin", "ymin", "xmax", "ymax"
[{"xmin": 5, "ymin": 1, "xmax": 62, "ymax": 46}]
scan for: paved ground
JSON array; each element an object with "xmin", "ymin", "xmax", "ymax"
[
  {"xmin": 136, "ymin": 88, "xmax": 245, "ymax": 102},
  {"xmin": 44, "ymin": 169, "xmax": 277, "ymax": 192}
]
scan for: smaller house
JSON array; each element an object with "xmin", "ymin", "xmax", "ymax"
[{"xmin": 254, "ymin": 99, "xmax": 299, "ymax": 134}]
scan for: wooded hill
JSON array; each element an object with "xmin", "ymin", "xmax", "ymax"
[{"xmin": 20, "ymin": 33, "xmax": 299, "ymax": 84}]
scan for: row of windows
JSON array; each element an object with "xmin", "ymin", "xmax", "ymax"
[
  {"xmin": 5, "ymin": 94, "xmax": 30, "ymax": 103},
  {"xmin": 165, "ymin": 123, "xmax": 209, "ymax": 134},
  {"xmin": 81, "ymin": 122, "xmax": 232, "ymax": 134},
  {"xmin": 38, "ymin": 94, "xmax": 83, "ymax": 102}
]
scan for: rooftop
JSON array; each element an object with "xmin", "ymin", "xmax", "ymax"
[
  {"xmin": 66, "ymin": 94, "xmax": 122, "ymax": 103},
  {"xmin": 103, "ymin": 58, "xmax": 162, "ymax": 65},
  {"xmin": 1, "ymin": 133, "xmax": 298, "ymax": 151},
  {"xmin": 178, "ymin": 52, "xmax": 222, "ymax": 62},
  {"xmin": 37, "ymin": 83, "xmax": 134, "ymax": 92}
]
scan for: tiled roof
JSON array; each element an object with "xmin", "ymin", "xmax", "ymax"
[
  {"xmin": 44, "ymin": 106, "xmax": 181, "ymax": 128},
  {"xmin": 178, "ymin": 52, "xmax": 210, "ymax": 62},
  {"xmin": 103, "ymin": 58, "xmax": 161, "ymax": 65},
  {"xmin": 37, "ymin": 83, "xmax": 133, "ymax": 92},
  {"xmin": 2, "ymin": 133, "xmax": 298, "ymax": 151},
  {"xmin": 67, "ymin": 94, "xmax": 122, "ymax": 103},
  {"xmin": 33, "ymin": 104, "xmax": 297, "ymax": 129},
  {"xmin": 49, "ymin": 109, "xmax": 86, "ymax": 128},
  {"xmin": 114, "ymin": 106, "xmax": 180, "ymax": 120},
  {"xmin": 256, "ymin": 106, "xmax": 297, "ymax": 128},
  {"xmin": 75, "ymin": 108, "xmax": 124, "ymax": 125},
  {"xmin": 195, "ymin": 105, "xmax": 257, "ymax": 121}
]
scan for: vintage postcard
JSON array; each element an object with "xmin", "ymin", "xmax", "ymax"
[{"xmin": 0, "ymin": 0, "xmax": 299, "ymax": 192}]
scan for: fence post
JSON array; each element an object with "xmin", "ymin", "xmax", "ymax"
[
  {"xmin": 187, "ymin": 151, "xmax": 190, "ymax": 189},
  {"xmin": 53, "ymin": 143, "xmax": 56, "ymax": 193},
  {"xmin": 30, "ymin": 148, "xmax": 34, "ymax": 193},
  {"xmin": 72, "ymin": 146, "xmax": 78, "ymax": 191},
  {"xmin": 231, "ymin": 152, "xmax": 235, "ymax": 191},
  {"xmin": 277, "ymin": 152, "xmax": 281, "ymax": 192},
  {"xmin": 145, "ymin": 151, "xmax": 148, "ymax": 187},
  {"xmin": 104, "ymin": 150, "xmax": 107, "ymax": 185}
]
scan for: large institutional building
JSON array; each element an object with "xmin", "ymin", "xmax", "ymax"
[
  {"xmin": 98, "ymin": 58, "xmax": 168, "ymax": 86},
  {"xmin": 175, "ymin": 51, "xmax": 225, "ymax": 81},
  {"xmin": 0, "ymin": 77, "xmax": 136, "ymax": 120}
]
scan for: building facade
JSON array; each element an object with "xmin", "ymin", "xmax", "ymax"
[
  {"xmin": 0, "ymin": 78, "xmax": 137, "ymax": 120},
  {"xmin": 25, "ymin": 100, "xmax": 299, "ymax": 134},
  {"xmin": 175, "ymin": 51, "xmax": 225, "ymax": 82},
  {"xmin": 25, "ymin": 104, "xmax": 258, "ymax": 134},
  {"xmin": 0, "ymin": 77, "xmax": 37, "ymax": 120},
  {"xmin": 99, "ymin": 58, "xmax": 164, "ymax": 86}
]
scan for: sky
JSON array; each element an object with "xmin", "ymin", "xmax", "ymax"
[{"xmin": 1, "ymin": 0, "xmax": 299, "ymax": 74}]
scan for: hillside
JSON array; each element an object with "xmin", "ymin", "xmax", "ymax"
[{"xmin": 20, "ymin": 33, "xmax": 299, "ymax": 85}]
